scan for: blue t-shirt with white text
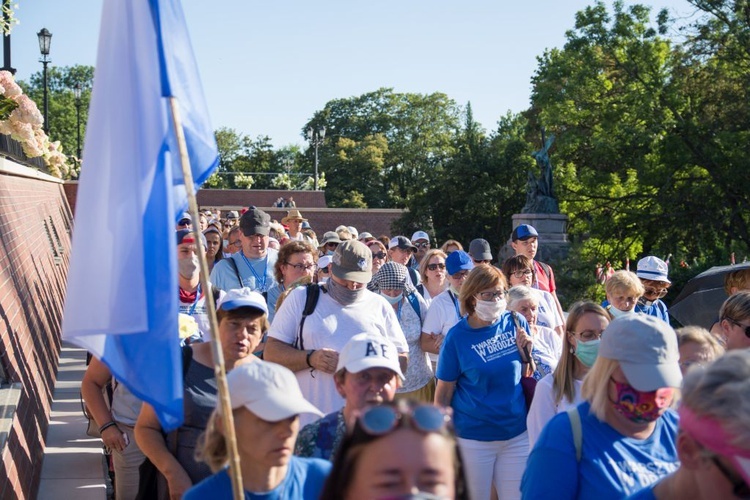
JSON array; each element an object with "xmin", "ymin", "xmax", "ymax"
[
  {"xmin": 521, "ymin": 401, "xmax": 679, "ymax": 499},
  {"xmin": 436, "ymin": 313, "xmax": 528, "ymax": 441}
]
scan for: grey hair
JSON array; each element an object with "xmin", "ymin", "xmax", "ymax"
[
  {"xmin": 681, "ymin": 349, "xmax": 750, "ymax": 449},
  {"xmin": 507, "ymin": 285, "xmax": 539, "ymax": 310}
]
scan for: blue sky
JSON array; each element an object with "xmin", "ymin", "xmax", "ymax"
[{"xmin": 10, "ymin": 0, "xmax": 696, "ymax": 148}]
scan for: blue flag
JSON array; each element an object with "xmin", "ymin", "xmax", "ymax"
[{"xmin": 62, "ymin": 0, "xmax": 218, "ymax": 431}]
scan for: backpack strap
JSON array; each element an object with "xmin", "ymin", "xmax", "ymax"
[
  {"xmin": 538, "ymin": 261, "xmax": 552, "ymax": 281},
  {"xmin": 416, "ymin": 283, "xmax": 425, "ymax": 298},
  {"xmin": 226, "ymin": 256, "xmax": 243, "ymax": 287},
  {"xmin": 295, "ymin": 284, "xmax": 323, "ymax": 351},
  {"xmin": 566, "ymin": 406, "xmax": 583, "ymax": 462},
  {"xmin": 405, "ymin": 292, "xmax": 423, "ymax": 327},
  {"xmin": 408, "ymin": 266, "xmax": 421, "ymax": 287},
  {"xmin": 211, "ymin": 284, "xmax": 221, "ymax": 306},
  {"xmin": 181, "ymin": 344, "xmax": 194, "ymax": 380}
]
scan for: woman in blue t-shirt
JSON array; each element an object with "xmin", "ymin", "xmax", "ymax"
[
  {"xmin": 435, "ymin": 264, "xmax": 533, "ymax": 500},
  {"xmin": 521, "ymin": 314, "xmax": 683, "ymax": 499},
  {"xmin": 184, "ymin": 361, "xmax": 331, "ymax": 500}
]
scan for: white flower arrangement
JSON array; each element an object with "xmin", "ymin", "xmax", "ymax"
[{"xmin": 0, "ymin": 70, "xmax": 70, "ymax": 178}]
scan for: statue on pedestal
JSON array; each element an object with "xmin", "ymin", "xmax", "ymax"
[{"xmin": 522, "ymin": 128, "xmax": 560, "ymax": 214}]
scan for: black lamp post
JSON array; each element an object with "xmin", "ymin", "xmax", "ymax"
[
  {"xmin": 306, "ymin": 126, "xmax": 325, "ymax": 191},
  {"xmin": 36, "ymin": 28, "xmax": 52, "ymax": 135},
  {"xmin": 73, "ymin": 83, "xmax": 82, "ymax": 159}
]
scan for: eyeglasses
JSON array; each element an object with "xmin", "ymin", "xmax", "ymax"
[
  {"xmin": 725, "ymin": 317, "xmax": 750, "ymax": 338},
  {"xmin": 476, "ymin": 290, "xmax": 505, "ymax": 301},
  {"xmin": 371, "ymin": 252, "xmax": 387, "ymax": 260},
  {"xmin": 451, "ymin": 270, "xmax": 469, "ymax": 279},
  {"xmin": 511, "ymin": 269, "xmax": 533, "ymax": 278},
  {"xmin": 427, "ymin": 263, "xmax": 446, "ymax": 271},
  {"xmin": 574, "ymin": 329, "xmax": 604, "ymax": 342},
  {"xmin": 644, "ymin": 286, "xmax": 668, "ymax": 298},
  {"xmin": 285, "ymin": 262, "xmax": 317, "ymax": 271},
  {"xmin": 228, "ymin": 240, "xmax": 242, "ymax": 248},
  {"xmin": 415, "ymin": 242, "xmax": 430, "ymax": 249},
  {"xmin": 711, "ymin": 456, "xmax": 750, "ymax": 497},
  {"xmin": 358, "ymin": 404, "xmax": 451, "ymax": 436}
]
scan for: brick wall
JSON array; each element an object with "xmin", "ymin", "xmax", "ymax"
[
  {"xmin": 0, "ymin": 159, "xmax": 71, "ymax": 499},
  {"xmin": 64, "ymin": 184, "xmax": 408, "ymax": 239}
]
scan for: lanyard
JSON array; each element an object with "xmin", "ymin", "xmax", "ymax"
[
  {"xmin": 449, "ymin": 290, "xmax": 461, "ymax": 319},
  {"xmin": 239, "ymin": 252, "xmax": 268, "ymax": 292}
]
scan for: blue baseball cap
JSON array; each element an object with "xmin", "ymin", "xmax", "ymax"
[
  {"xmin": 176, "ymin": 229, "xmax": 207, "ymax": 247},
  {"xmin": 445, "ymin": 250, "xmax": 474, "ymax": 276},
  {"xmin": 511, "ymin": 224, "xmax": 539, "ymax": 242}
]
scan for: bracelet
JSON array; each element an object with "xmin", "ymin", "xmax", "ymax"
[
  {"xmin": 306, "ymin": 350, "xmax": 315, "ymax": 369},
  {"xmin": 99, "ymin": 421, "xmax": 118, "ymax": 434}
]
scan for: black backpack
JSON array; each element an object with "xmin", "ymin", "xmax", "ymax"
[{"xmin": 294, "ymin": 284, "xmax": 326, "ymax": 351}]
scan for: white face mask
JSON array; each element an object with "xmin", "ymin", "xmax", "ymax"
[
  {"xmin": 474, "ymin": 298, "xmax": 507, "ymax": 323},
  {"xmin": 380, "ymin": 291, "xmax": 403, "ymax": 305},
  {"xmin": 609, "ymin": 305, "xmax": 635, "ymax": 319},
  {"xmin": 178, "ymin": 255, "xmax": 199, "ymax": 280}
]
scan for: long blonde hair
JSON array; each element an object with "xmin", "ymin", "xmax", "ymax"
[
  {"xmin": 552, "ymin": 301, "xmax": 609, "ymax": 406},
  {"xmin": 195, "ymin": 411, "xmax": 228, "ymax": 472}
]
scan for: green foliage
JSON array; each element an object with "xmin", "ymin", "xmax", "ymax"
[{"xmin": 302, "ymin": 88, "xmax": 460, "ymax": 208}]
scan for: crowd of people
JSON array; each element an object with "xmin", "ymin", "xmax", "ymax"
[{"xmin": 82, "ymin": 205, "xmax": 750, "ymax": 499}]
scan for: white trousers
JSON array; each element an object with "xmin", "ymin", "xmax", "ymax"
[
  {"xmin": 111, "ymin": 423, "xmax": 145, "ymax": 500},
  {"xmin": 457, "ymin": 431, "xmax": 529, "ymax": 500}
]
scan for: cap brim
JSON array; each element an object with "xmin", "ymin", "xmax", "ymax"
[
  {"xmin": 342, "ymin": 357, "xmax": 405, "ymax": 381},
  {"xmin": 243, "ymin": 226, "xmax": 270, "ymax": 236},
  {"xmin": 246, "ymin": 392, "xmax": 324, "ymax": 422},
  {"xmin": 331, "ymin": 264, "xmax": 371, "ymax": 284},
  {"xmin": 620, "ymin": 362, "xmax": 682, "ymax": 392},
  {"xmin": 473, "ymin": 253, "xmax": 492, "ymax": 261},
  {"xmin": 636, "ymin": 272, "xmax": 671, "ymax": 284},
  {"xmin": 219, "ymin": 299, "xmax": 268, "ymax": 315}
]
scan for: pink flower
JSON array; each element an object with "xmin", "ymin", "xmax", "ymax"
[
  {"xmin": 9, "ymin": 95, "xmax": 43, "ymax": 126},
  {"xmin": 0, "ymin": 71, "xmax": 22, "ymax": 98}
]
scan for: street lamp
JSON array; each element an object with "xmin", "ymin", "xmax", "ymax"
[
  {"xmin": 306, "ymin": 126, "xmax": 325, "ymax": 191},
  {"xmin": 36, "ymin": 27, "xmax": 52, "ymax": 135},
  {"xmin": 73, "ymin": 83, "xmax": 82, "ymax": 159}
]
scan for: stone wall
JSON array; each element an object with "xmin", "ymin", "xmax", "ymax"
[{"xmin": 0, "ymin": 158, "xmax": 71, "ymax": 498}]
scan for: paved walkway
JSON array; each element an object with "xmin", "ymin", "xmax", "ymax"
[{"xmin": 38, "ymin": 343, "xmax": 108, "ymax": 499}]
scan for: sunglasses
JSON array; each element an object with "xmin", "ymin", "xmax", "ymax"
[
  {"xmin": 325, "ymin": 242, "xmax": 339, "ymax": 249},
  {"xmin": 371, "ymin": 252, "xmax": 387, "ymax": 260},
  {"xmin": 357, "ymin": 404, "xmax": 451, "ymax": 436},
  {"xmin": 644, "ymin": 286, "xmax": 669, "ymax": 298},
  {"xmin": 415, "ymin": 242, "xmax": 430, "ymax": 249},
  {"xmin": 427, "ymin": 263, "xmax": 446, "ymax": 271},
  {"xmin": 726, "ymin": 318, "xmax": 750, "ymax": 338}
]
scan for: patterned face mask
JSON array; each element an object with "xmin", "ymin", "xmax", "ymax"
[{"xmin": 609, "ymin": 378, "xmax": 673, "ymax": 423}]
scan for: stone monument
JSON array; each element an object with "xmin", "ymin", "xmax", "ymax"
[{"xmin": 500, "ymin": 128, "xmax": 570, "ymax": 263}]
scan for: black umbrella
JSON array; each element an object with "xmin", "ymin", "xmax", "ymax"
[{"xmin": 669, "ymin": 262, "xmax": 750, "ymax": 329}]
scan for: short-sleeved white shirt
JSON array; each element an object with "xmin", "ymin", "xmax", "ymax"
[{"xmin": 268, "ymin": 286, "xmax": 408, "ymax": 427}]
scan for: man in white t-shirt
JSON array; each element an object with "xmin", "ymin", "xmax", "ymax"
[{"xmin": 264, "ymin": 240, "xmax": 408, "ymax": 426}]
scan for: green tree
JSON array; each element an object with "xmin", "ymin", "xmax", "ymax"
[{"xmin": 303, "ymin": 88, "xmax": 460, "ymax": 208}]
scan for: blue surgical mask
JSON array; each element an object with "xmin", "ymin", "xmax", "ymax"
[
  {"xmin": 574, "ymin": 338, "xmax": 600, "ymax": 367},
  {"xmin": 381, "ymin": 291, "xmax": 403, "ymax": 305}
]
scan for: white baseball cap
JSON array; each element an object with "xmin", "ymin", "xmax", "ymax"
[
  {"xmin": 336, "ymin": 332, "xmax": 404, "ymax": 380},
  {"xmin": 317, "ymin": 254, "xmax": 333, "ymax": 269},
  {"xmin": 225, "ymin": 361, "xmax": 323, "ymax": 421},
  {"xmin": 411, "ymin": 230, "xmax": 430, "ymax": 243},
  {"xmin": 217, "ymin": 288, "xmax": 268, "ymax": 314},
  {"xmin": 636, "ymin": 256, "xmax": 670, "ymax": 283}
]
